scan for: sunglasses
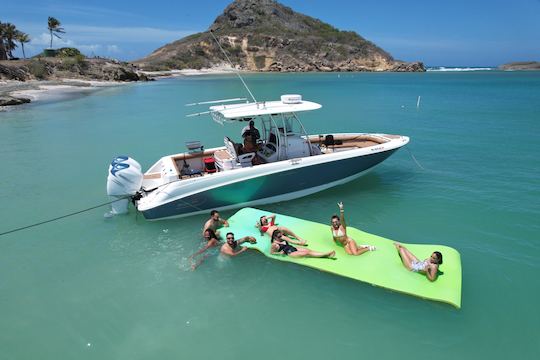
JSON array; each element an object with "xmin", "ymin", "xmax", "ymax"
[{"xmin": 226, "ymin": 237, "xmax": 234, "ymax": 240}]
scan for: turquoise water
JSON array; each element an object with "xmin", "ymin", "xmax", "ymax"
[{"xmin": 1, "ymin": 72, "xmax": 539, "ymax": 359}]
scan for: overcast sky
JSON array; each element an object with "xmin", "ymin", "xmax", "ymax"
[{"xmin": 3, "ymin": 0, "xmax": 539, "ymax": 66}]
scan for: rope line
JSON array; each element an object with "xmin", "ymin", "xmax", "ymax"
[
  {"xmin": 0, "ymin": 196, "xmax": 131, "ymax": 237},
  {"xmin": 0, "ymin": 174, "xmax": 206, "ymax": 237},
  {"xmin": 406, "ymin": 147, "xmax": 425, "ymax": 170},
  {"xmin": 209, "ymin": 30, "xmax": 257, "ymax": 103}
]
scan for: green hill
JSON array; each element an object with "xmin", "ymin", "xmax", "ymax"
[{"xmin": 136, "ymin": 0, "xmax": 424, "ymax": 72}]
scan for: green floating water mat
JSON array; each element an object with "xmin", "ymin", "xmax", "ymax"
[{"xmin": 227, "ymin": 208, "xmax": 462, "ymax": 308}]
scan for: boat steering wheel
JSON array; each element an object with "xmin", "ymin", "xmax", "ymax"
[{"xmin": 265, "ymin": 143, "xmax": 277, "ymax": 153}]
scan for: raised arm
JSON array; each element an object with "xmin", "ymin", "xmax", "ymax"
[
  {"xmin": 338, "ymin": 202, "xmax": 346, "ymax": 229},
  {"xmin": 221, "ymin": 217, "xmax": 229, "ymax": 227}
]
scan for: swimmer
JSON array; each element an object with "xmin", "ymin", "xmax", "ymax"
[
  {"xmin": 394, "ymin": 243, "xmax": 443, "ymax": 282},
  {"xmin": 257, "ymin": 214, "xmax": 307, "ymax": 245},
  {"xmin": 331, "ymin": 202, "xmax": 375, "ymax": 255},
  {"xmin": 189, "ymin": 228, "xmax": 220, "ymax": 270},
  {"xmin": 270, "ymin": 230, "xmax": 335, "ymax": 259},
  {"xmin": 203, "ymin": 210, "xmax": 229, "ymax": 238},
  {"xmin": 220, "ymin": 232, "xmax": 256, "ymax": 257}
]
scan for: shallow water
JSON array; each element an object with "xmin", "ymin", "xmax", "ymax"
[{"xmin": 1, "ymin": 72, "xmax": 539, "ymax": 359}]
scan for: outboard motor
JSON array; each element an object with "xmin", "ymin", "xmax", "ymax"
[{"xmin": 106, "ymin": 156, "xmax": 143, "ymax": 215}]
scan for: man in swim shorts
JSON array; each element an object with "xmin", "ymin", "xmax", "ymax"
[{"xmin": 203, "ymin": 210, "xmax": 229, "ymax": 238}]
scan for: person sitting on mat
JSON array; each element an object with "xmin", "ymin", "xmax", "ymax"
[
  {"xmin": 257, "ymin": 214, "xmax": 307, "ymax": 245},
  {"xmin": 330, "ymin": 202, "xmax": 376, "ymax": 255},
  {"xmin": 270, "ymin": 230, "xmax": 335, "ymax": 259},
  {"xmin": 203, "ymin": 210, "xmax": 229, "ymax": 238},
  {"xmin": 189, "ymin": 228, "xmax": 220, "ymax": 270},
  {"xmin": 394, "ymin": 243, "xmax": 443, "ymax": 282},
  {"xmin": 220, "ymin": 232, "xmax": 257, "ymax": 257}
]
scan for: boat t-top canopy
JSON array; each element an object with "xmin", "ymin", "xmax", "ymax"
[{"xmin": 209, "ymin": 94, "xmax": 321, "ymax": 121}]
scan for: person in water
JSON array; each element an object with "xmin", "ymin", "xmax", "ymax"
[
  {"xmin": 331, "ymin": 202, "xmax": 376, "ymax": 255},
  {"xmin": 270, "ymin": 230, "xmax": 335, "ymax": 259},
  {"xmin": 189, "ymin": 228, "xmax": 220, "ymax": 270},
  {"xmin": 257, "ymin": 214, "xmax": 307, "ymax": 245},
  {"xmin": 394, "ymin": 243, "xmax": 443, "ymax": 282},
  {"xmin": 203, "ymin": 210, "xmax": 229, "ymax": 238},
  {"xmin": 220, "ymin": 232, "xmax": 257, "ymax": 257}
]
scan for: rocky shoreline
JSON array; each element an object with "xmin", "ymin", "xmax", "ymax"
[
  {"xmin": 0, "ymin": 57, "xmax": 152, "ymax": 108},
  {"xmin": 0, "ymin": 63, "xmax": 242, "ymax": 108}
]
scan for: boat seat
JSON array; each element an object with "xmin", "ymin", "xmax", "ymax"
[
  {"xmin": 237, "ymin": 152, "xmax": 255, "ymax": 167},
  {"xmin": 223, "ymin": 136, "xmax": 255, "ymax": 168},
  {"xmin": 214, "ymin": 149, "xmax": 233, "ymax": 161},
  {"xmin": 214, "ymin": 137, "xmax": 255, "ymax": 170}
]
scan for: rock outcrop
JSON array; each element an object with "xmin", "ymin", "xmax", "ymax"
[
  {"xmin": 136, "ymin": 0, "xmax": 424, "ymax": 72},
  {"xmin": 0, "ymin": 95, "xmax": 31, "ymax": 106},
  {"xmin": 499, "ymin": 61, "xmax": 540, "ymax": 71},
  {"xmin": 0, "ymin": 57, "xmax": 148, "ymax": 82}
]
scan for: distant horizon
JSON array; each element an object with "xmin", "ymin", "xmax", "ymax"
[{"xmin": 3, "ymin": 0, "xmax": 539, "ymax": 67}]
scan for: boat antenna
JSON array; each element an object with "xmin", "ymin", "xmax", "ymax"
[{"xmin": 209, "ymin": 29, "xmax": 257, "ymax": 103}]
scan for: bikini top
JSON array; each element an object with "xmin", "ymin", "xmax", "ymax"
[
  {"xmin": 260, "ymin": 217, "xmax": 275, "ymax": 232},
  {"xmin": 332, "ymin": 227, "xmax": 345, "ymax": 238}
]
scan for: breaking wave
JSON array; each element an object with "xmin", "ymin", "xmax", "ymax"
[{"xmin": 427, "ymin": 67, "xmax": 494, "ymax": 72}]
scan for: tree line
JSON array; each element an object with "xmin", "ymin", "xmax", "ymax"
[{"xmin": 0, "ymin": 17, "xmax": 66, "ymax": 60}]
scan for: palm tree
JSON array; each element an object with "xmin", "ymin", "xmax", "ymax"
[
  {"xmin": 16, "ymin": 31, "xmax": 30, "ymax": 59},
  {"xmin": 0, "ymin": 22, "xmax": 18, "ymax": 59},
  {"xmin": 0, "ymin": 22, "xmax": 7, "ymax": 60},
  {"xmin": 47, "ymin": 16, "xmax": 65, "ymax": 49}
]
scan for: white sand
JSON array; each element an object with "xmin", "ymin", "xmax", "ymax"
[{"xmin": 140, "ymin": 65, "xmax": 238, "ymax": 78}]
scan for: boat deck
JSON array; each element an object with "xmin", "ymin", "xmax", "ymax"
[{"xmin": 142, "ymin": 133, "xmax": 395, "ymax": 182}]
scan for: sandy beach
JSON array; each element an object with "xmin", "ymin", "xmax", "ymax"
[{"xmin": 139, "ymin": 65, "xmax": 237, "ymax": 78}]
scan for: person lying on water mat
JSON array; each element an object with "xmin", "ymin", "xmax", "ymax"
[
  {"xmin": 331, "ymin": 202, "xmax": 376, "ymax": 255},
  {"xmin": 270, "ymin": 230, "xmax": 335, "ymax": 259},
  {"xmin": 394, "ymin": 243, "xmax": 443, "ymax": 282},
  {"xmin": 257, "ymin": 214, "xmax": 307, "ymax": 245}
]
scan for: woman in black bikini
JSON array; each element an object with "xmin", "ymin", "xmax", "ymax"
[{"xmin": 270, "ymin": 230, "xmax": 335, "ymax": 259}]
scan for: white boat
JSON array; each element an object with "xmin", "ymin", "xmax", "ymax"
[{"xmin": 107, "ymin": 94, "xmax": 409, "ymax": 220}]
